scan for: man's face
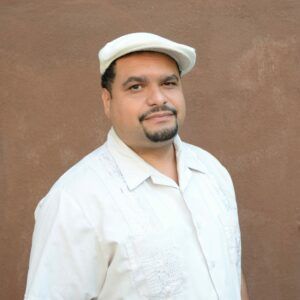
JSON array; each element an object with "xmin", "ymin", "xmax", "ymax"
[{"xmin": 102, "ymin": 52, "xmax": 186, "ymax": 149}]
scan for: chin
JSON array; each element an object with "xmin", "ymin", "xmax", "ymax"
[{"xmin": 143, "ymin": 124, "xmax": 178, "ymax": 143}]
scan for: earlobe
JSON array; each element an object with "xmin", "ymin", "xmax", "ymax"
[{"xmin": 101, "ymin": 88, "xmax": 111, "ymax": 118}]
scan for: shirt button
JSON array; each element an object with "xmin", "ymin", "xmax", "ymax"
[
  {"xmin": 165, "ymin": 287, "xmax": 172, "ymax": 297},
  {"xmin": 195, "ymin": 220, "xmax": 202, "ymax": 230},
  {"xmin": 209, "ymin": 261, "xmax": 216, "ymax": 269}
]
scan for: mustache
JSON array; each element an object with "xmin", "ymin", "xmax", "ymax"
[{"xmin": 139, "ymin": 105, "xmax": 177, "ymax": 122}]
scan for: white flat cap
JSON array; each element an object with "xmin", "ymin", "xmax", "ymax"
[{"xmin": 98, "ymin": 32, "xmax": 196, "ymax": 76}]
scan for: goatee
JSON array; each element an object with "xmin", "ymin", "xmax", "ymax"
[{"xmin": 139, "ymin": 105, "xmax": 178, "ymax": 142}]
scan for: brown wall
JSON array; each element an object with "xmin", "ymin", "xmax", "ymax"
[{"xmin": 1, "ymin": 1, "xmax": 299, "ymax": 299}]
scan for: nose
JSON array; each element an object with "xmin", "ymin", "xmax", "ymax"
[{"xmin": 146, "ymin": 85, "xmax": 167, "ymax": 106}]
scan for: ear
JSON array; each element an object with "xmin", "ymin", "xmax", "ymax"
[{"xmin": 101, "ymin": 88, "xmax": 112, "ymax": 119}]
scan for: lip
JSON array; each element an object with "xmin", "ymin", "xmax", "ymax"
[{"xmin": 144, "ymin": 112, "xmax": 174, "ymax": 121}]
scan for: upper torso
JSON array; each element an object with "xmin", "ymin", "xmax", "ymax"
[{"xmin": 25, "ymin": 129, "xmax": 241, "ymax": 300}]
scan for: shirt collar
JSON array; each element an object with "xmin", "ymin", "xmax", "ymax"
[
  {"xmin": 174, "ymin": 134, "xmax": 208, "ymax": 175},
  {"xmin": 107, "ymin": 128, "xmax": 155, "ymax": 190},
  {"xmin": 106, "ymin": 128, "xmax": 207, "ymax": 191}
]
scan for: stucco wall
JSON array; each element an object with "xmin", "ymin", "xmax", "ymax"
[{"xmin": 1, "ymin": 1, "xmax": 299, "ymax": 299}]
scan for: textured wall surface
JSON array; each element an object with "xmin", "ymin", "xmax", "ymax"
[{"xmin": 1, "ymin": 1, "xmax": 299, "ymax": 299}]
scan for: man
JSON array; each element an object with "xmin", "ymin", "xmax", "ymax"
[{"xmin": 25, "ymin": 32, "xmax": 249, "ymax": 299}]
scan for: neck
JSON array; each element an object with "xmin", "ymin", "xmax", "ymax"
[{"xmin": 131, "ymin": 142, "xmax": 179, "ymax": 184}]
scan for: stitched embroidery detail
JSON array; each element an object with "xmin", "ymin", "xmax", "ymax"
[
  {"xmin": 125, "ymin": 231, "xmax": 186, "ymax": 298},
  {"xmin": 97, "ymin": 145, "xmax": 161, "ymax": 235},
  {"xmin": 96, "ymin": 146, "xmax": 186, "ymax": 297}
]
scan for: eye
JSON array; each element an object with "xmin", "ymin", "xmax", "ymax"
[
  {"xmin": 163, "ymin": 81, "xmax": 177, "ymax": 87},
  {"xmin": 129, "ymin": 84, "xmax": 142, "ymax": 91}
]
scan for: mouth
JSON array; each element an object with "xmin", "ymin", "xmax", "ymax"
[
  {"xmin": 143, "ymin": 111, "xmax": 175, "ymax": 121},
  {"xmin": 139, "ymin": 105, "xmax": 177, "ymax": 123}
]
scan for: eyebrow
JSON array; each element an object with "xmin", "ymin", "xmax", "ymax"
[
  {"xmin": 163, "ymin": 74, "xmax": 179, "ymax": 82},
  {"xmin": 122, "ymin": 73, "xmax": 180, "ymax": 88}
]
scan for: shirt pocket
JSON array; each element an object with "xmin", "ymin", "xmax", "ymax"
[
  {"xmin": 123, "ymin": 227, "xmax": 186, "ymax": 299},
  {"xmin": 218, "ymin": 210, "xmax": 241, "ymax": 267}
]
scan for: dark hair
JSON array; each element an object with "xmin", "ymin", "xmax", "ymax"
[
  {"xmin": 101, "ymin": 60, "xmax": 116, "ymax": 94},
  {"xmin": 101, "ymin": 51, "xmax": 182, "ymax": 94}
]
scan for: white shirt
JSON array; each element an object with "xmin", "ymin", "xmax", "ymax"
[{"xmin": 25, "ymin": 128, "xmax": 241, "ymax": 300}]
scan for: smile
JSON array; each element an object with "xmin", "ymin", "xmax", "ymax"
[
  {"xmin": 144, "ymin": 111, "xmax": 174, "ymax": 120},
  {"xmin": 143, "ymin": 112, "xmax": 175, "ymax": 121}
]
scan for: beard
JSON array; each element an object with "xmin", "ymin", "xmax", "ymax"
[
  {"xmin": 139, "ymin": 105, "xmax": 178, "ymax": 143},
  {"xmin": 143, "ymin": 121, "xmax": 178, "ymax": 142}
]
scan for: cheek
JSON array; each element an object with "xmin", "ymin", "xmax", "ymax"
[
  {"xmin": 178, "ymin": 104, "xmax": 186, "ymax": 125},
  {"xmin": 172, "ymin": 94, "xmax": 186, "ymax": 118},
  {"xmin": 110, "ymin": 100, "xmax": 141, "ymax": 126}
]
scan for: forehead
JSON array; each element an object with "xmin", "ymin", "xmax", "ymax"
[{"xmin": 114, "ymin": 51, "xmax": 180, "ymax": 77}]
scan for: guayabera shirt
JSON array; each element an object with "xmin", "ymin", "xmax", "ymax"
[{"xmin": 25, "ymin": 128, "xmax": 241, "ymax": 300}]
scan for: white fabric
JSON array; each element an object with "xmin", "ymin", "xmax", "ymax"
[
  {"xmin": 25, "ymin": 128, "xmax": 241, "ymax": 300},
  {"xmin": 98, "ymin": 32, "xmax": 196, "ymax": 75}
]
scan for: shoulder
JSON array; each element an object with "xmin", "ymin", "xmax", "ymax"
[
  {"xmin": 49, "ymin": 145, "xmax": 107, "ymax": 193},
  {"xmin": 35, "ymin": 144, "xmax": 112, "ymax": 222}
]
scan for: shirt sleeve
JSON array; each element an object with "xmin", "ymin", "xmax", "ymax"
[
  {"xmin": 24, "ymin": 188, "xmax": 107, "ymax": 300},
  {"xmin": 218, "ymin": 164, "xmax": 242, "ymax": 284}
]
